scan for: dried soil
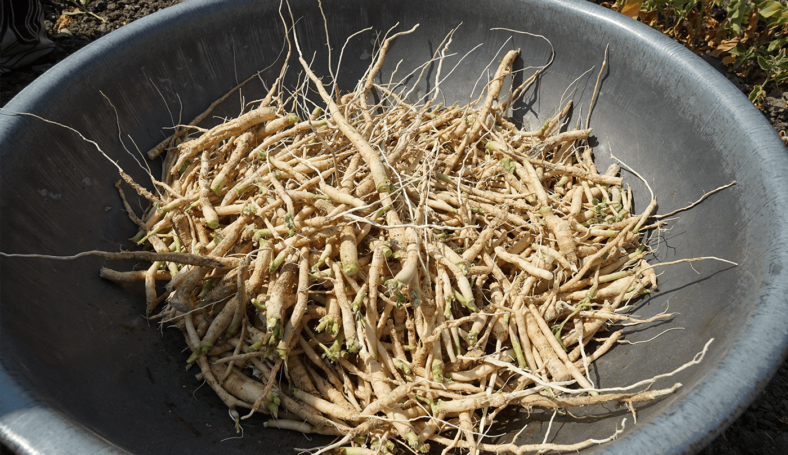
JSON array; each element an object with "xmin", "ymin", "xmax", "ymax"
[
  {"xmin": 1, "ymin": 0, "xmax": 183, "ymax": 105},
  {"xmin": 1, "ymin": 1, "xmax": 787, "ymax": 454}
]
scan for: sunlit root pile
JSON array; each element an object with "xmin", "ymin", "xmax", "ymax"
[{"xmin": 97, "ymin": 28, "xmax": 712, "ymax": 455}]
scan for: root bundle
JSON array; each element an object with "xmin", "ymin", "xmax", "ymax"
[{"xmin": 84, "ymin": 19, "xmax": 732, "ymax": 455}]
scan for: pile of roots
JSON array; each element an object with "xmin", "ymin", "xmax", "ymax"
[{"xmin": 95, "ymin": 22, "xmax": 718, "ymax": 455}]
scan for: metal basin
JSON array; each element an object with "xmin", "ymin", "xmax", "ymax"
[{"xmin": 1, "ymin": 0, "xmax": 787, "ymax": 453}]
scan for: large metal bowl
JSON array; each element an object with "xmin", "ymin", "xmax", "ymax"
[{"xmin": 2, "ymin": 0, "xmax": 787, "ymax": 453}]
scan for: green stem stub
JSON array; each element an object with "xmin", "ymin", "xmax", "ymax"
[
  {"xmin": 268, "ymin": 322, "xmax": 283, "ymax": 347},
  {"xmin": 351, "ymin": 290, "xmax": 366, "ymax": 320},
  {"xmin": 136, "ymin": 227, "xmax": 160, "ymax": 245},
  {"xmin": 431, "ymin": 359, "xmax": 449, "ymax": 383},
  {"xmin": 250, "ymin": 298, "xmax": 266, "ymax": 313},
  {"xmin": 316, "ymin": 316, "xmax": 339, "ymax": 336},
  {"xmin": 246, "ymin": 339, "xmax": 264, "ymax": 353},
  {"xmin": 436, "ymin": 172, "xmax": 453, "ymax": 184},
  {"xmin": 373, "ymin": 205, "xmax": 391, "ymax": 220},
  {"xmin": 187, "ymin": 344, "xmax": 212, "ymax": 363},
  {"xmin": 211, "ymin": 178, "xmax": 226, "ymax": 196},
  {"xmin": 242, "ymin": 204, "xmax": 257, "ymax": 216},
  {"xmin": 284, "ymin": 212, "xmax": 295, "ymax": 237},
  {"xmin": 453, "ymin": 289, "xmax": 478, "ymax": 312},
  {"xmin": 235, "ymin": 182, "xmax": 250, "ymax": 196},
  {"xmin": 198, "ymin": 280, "xmax": 214, "ymax": 299},
  {"xmin": 269, "ymin": 251, "xmax": 287, "ymax": 274},
  {"xmin": 402, "ymin": 428, "xmax": 426, "ymax": 452},
  {"xmin": 377, "ymin": 179, "xmax": 396, "ymax": 193},
  {"xmin": 499, "ymin": 157, "xmax": 516, "ymax": 173},
  {"xmin": 267, "ymin": 316, "xmax": 282, "ymax": 335},
  {"xmin": 629, "ymin": 245, "xmax": 646, "ymax": 259},
  {"xmin": 172, "ymin": 236, "xmax": 182, "ymax": 253},
  {"xmin": 353, "ymin": 436, "xmax": 368, "ymax": 446},
  {"xmin": 465, "ymin": 330, "xmax": 479, "ymax": 346},
  {"xmin": 253, "ymin": 230, "xmax": 271, "ymax": 246},
  {"xmin": 510, "ymin": 332, "xmax": 527, "ymax": 369},
  {"xmin": 212, "ymin": 232, "xmax": 224, "ymax": 246},
  {"xmin": 179, "ymin": 160, "xmax": 191, "ymax": 175},
  {"xmin": 386, "ymin": 279, "xmax": 406, "ymax": 300},
  {"xmin": 205, "ymin": 217, "xmax": 220, "ymax": 230},
  {"xmin": 265, "ymin": 391, "xmax": 280, "ymax": 418},
  {"xmin": 369, "ymin": 440, "xmax": 395, "ymax": 454},
  {"xmin": 537, "ymin": 119, "xmax": 550, "ymax": 136},
  {"xmin": 456, "ymin": 261, "xmax": 471, "ymax": 275},
  {"xmin": 310, "ymin": 270, "xmax": 335, "ymax": 281},
  {"xmin": 346, "ymin": 337, "xmax": 361, "ymax": 355},
  {"xmin": 342, "ymin": 261, "xmax": 359, "ymax": 278},
  {"xmin": 394, "ymin": 358, "xmax": 412, "ymax": 376},
  {"xmin": 226, "ymin": 322, "xmax": 239, "ymax": 339},
  {"xmin": 320, "ymin": 332, "xmax": 347, "ymax": 362}
]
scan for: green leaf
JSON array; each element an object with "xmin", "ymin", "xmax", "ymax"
[
  {"xmin": 728, "ymin": 0, "xmax": 744, "ymax": 20},
  {"xmin": 728, "ymin": 0, "xmax": 755, "ymax": 35},
  {"xmin": 767, "ymin": 38, "xmax": 788, "ymax": 53},
  {"xmin": 758, "ymin": 1, "xmax": 784, "ymax": 18},
  {"xmin": 758, "ymin": 55, "xmax": 771, "ymax": 71},
  {"xmin": 748, "ymin": 85, "xmax": 764, "ymax": 103},
  {"xmin": 729, "ymin": 44, "xmax": 745, "ymax": 57}
]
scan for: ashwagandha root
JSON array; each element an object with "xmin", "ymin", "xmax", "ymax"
[{"xmin": 0, "ymin": 15, "xmax": 739, "ymax": 455}]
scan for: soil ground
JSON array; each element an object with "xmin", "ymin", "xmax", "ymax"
[
  {"xmin": 1, "ymin": 0, "xmax": 183, "ymax": 105},
  {"xmin": 1, "ymin": 1, "xmax": 787, "ymax": 454}
]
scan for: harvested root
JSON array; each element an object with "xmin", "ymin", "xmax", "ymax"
[{"xmin": 2, "ymin": 19, "xmax": 739, "ymax": 455}]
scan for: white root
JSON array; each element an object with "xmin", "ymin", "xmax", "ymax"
[{"xmin": 0, "ymin": 19, "xmax": 735, "ymax": 455}]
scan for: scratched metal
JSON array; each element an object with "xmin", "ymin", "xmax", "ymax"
[{"xmin": 1, "ymin": 0, "xmax": 786, "ymax": 454}]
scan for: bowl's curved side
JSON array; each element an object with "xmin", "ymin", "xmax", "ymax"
[
  {"xmin": 1, "ymin": 0, "xmax": 787, "ymax": 454},
  {"xmin": 0, "ymin": 407, "xmax": 130, "ymax": 455},
  {"xmin": 537, "ymin": 2, "xmax": 788, "ymax": 453},
  {"xmin": 1, "ymin": 2, "xmax": 290, "ymax": 453}
]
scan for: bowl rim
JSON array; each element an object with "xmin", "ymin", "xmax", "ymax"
[{"xmin": 2, "ymin": 0, "xmax": 788, "ymax": 454}]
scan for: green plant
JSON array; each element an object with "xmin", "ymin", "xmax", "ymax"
[
  {"xmin": 750, "ymin": 48, "xmax": 788, "ymax": 103},
  {"xmin": 65, "ymin": 0, "xmax": 106, "ymax": 23},
  {"xmin": 607, "ymin": 0, "xmax": 788, "ymax": 107}
]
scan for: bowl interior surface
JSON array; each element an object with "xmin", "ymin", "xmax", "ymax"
[{"xmin": 1, "ymin": 1, "xmax": 787, "ymax": 454}]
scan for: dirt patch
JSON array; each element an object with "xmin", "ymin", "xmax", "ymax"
[
  {"xmin": 1, "ymin": 1, "xmax": 787, "ymax": 454},
  {"xmin": 587, "ymin": 0, "xmax": 788, "ymax": 148},
  {"xmin": 1, "ymin": 0, "xmax": 183, "ymax": 105},
  {"xmin": 702, "ymin": 358, "xmax": 788, "ymax": 454}
]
